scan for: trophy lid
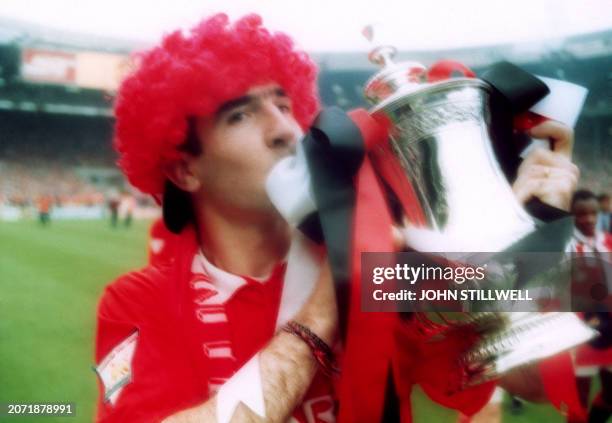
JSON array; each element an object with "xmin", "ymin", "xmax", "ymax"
[{"xmin": 364, "ymin": 44, "xmax": 428, "ymax": 105}]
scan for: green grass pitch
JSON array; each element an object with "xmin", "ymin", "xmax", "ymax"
[
  {"xmin": 0, "ymin": 219, "xmax": 150, "ymax": 422},
  {"xmin": 0, "ymin": 219, "xmax": 567, "ymax": 422}
]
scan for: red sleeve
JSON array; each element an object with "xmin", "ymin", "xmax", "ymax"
[{"xmin": 94, "ymin": 267, "xmax": 200, "ymax": 423}]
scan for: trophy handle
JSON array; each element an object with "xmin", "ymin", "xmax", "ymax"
[{"xmin": 368, "ymin": 45, "xmax": 397, "ymax": 68}]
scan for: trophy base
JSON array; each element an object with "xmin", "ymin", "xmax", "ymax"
[{"xmin": 457, "ymin": 312, "xmax": 597, "ymax": 387}]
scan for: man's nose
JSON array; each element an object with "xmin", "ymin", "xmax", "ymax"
[{"xmin": 263, "ymin": 105, "xmax": 297, "ymax": 153}]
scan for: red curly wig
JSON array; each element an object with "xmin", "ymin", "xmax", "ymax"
[{"xmin": 114, "ymin": 13, "xmax": 320, "ymax": 195}]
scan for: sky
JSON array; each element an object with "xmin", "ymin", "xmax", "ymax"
[{"xmin": 1, "ymin": 0, "xmax": 611, "ymax": 52}]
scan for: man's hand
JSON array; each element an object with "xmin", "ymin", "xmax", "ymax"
[{"xmin": 512, "ymin": 120, "xmax": 579, "ymax": 211}]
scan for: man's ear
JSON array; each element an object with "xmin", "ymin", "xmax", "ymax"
[{"xmin": 163, "ymin": 154, "xmax": 201, "ymax": 193}]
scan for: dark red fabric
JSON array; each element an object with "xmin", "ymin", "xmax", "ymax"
[
  {"xmin": 95, "ymin": 226, "xmax": 333, "ymax": 422},
  {"xmin": 336, "ymin": 141, "xmax": 397, "ymax": 423}
]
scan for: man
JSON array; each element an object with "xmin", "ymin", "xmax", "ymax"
[
  {"xmin": 572, "ymin": 190, "xmax": 612, "ymax": 253},
  {"xmin": 37, "ymin": 194, "xmax": 52, "ymax": 226},
  {"xmin": 95, "ymin": 13, "xmax": 578, "ymax": 423},
  {"xmin": 570, "ymin": 190, "xmax": 612, "ymax": 423},
  {"xmin": 107, "ymin": 190, "xmax": 120, "ymax": 228},
  {"xmin": 96, "ymin": 15, "xmax": 336, "ymax": 423},
  {"xmin": 119, "ymin": 191, "xmax": 136, "ymax": 228}
]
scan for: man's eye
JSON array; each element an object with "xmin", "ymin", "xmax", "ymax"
[
  {"xmin": 227, "ymin": 111, "xmax": 247, "ymax": 124},
  {"xmin": 277, "ymin": 104, "xmax": 292, "ymax": 113}
]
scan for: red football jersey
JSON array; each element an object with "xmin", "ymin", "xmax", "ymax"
[{"xmin": 95, "ymin": 226, "xmax": 335, "ymax": 422}]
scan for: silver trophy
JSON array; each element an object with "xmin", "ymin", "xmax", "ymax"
[{"xmin": 363, "ymin": 37, "xmax": 597, "ymax": 385}]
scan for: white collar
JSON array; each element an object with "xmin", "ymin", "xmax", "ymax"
[
  {"xmin": 189, "ymin": 232, "xmax": 320, "ymax": 328},
  {"xmin": 573, "ymin": 228, "xmax": 606, "ymax": 251},
  {"xmin": 190, "ymin": 250, "xmax": 274, "ymax": 305}
]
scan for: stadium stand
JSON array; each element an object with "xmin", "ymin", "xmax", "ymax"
[{"xmin": 0, "ymin": 18, "xmax": 609, "ymax": 220}]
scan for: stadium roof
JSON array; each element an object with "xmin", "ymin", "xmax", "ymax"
[
  {"xmin": 1, "ymin": 14, "xmax": 611, "ymax": 70},
  {"xmin": 1, "ymin": 0, "xmax": 611, "ymax": 52},
  {"xmin": 314, "ymin": 30, "xmax": 612, "ymax": 71},
  {"xmin": 0, "ymin": 17, "xmax": 143, "ymax": 54}
]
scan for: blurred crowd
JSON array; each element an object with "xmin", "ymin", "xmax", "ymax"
[
  {"xmin": 0, "ymin": 161, "xmax": 105, "ymax": 208},
  {"xmin": 0, "ymin": 157, "xmax": 157, "ymax": 221},
  {"xmin": 0, "ymin": 138, "xmax": 608, "ymax": 223},
  {"xmin": 578, "ymin": 161, "xmax": 612, "ymax": 196}
]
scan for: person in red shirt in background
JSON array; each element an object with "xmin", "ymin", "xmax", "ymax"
[
  {"xmin": 570, "ymin": 190, "xmax": 612, "ymax": 423},
  {"xmin": 107, "ymin": 190, "xmax": 120, "ymax": 228},
  {"xmin": 37, "ymin": 195, "xmax": 52, "ymax": 226},
  {"xmin": 572, "ymin": 190, "xmax": 612, "ymax": 253},
  {"xmin": 94, "ymin": 13, "xmax": 579, "ymax": 423},
  {"xmin": 119, "ymin": 191, "xmax": 137, "ymax": 228}
]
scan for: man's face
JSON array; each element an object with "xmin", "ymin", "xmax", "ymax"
[
  {"xmin": 190, "ymin": 84, "xmax": 302, "ymax": 216},
  {"xmin": 600, "ymin": 197, "xmax": 611, "ymax": 213},
  {"xmin": 573, "ymin": 198, "xmax": 599, "ymax": 237}
]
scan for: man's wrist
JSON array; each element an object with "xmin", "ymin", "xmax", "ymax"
[
  {"xmin": 282, "ymin": 321, "xmax": 339, "ymax": 377},
  {"xmin": 293, "ymin": 315, "xmax": 335, "ymax": 346}
]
